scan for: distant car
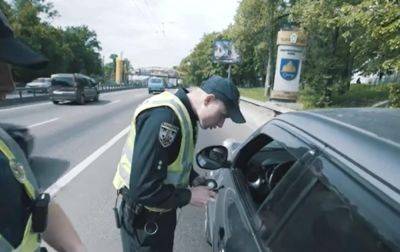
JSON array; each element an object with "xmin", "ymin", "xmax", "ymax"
[
  {"xmin": 0, "ymin": 123, "xmax": 33, "ymax": 159},
  {"xmin": 197, "ymin": 108, "xmax": 400, "ymax": 252},
  {"xmin": 25, "ymin": 77, "xmax": 51, "ymax": 93},
  {"xmin": 147, "ymin": 77, "xmax": 165, "ymax": 94},
  {"xmin": 49, "ymin": 73, "xmax": 99, "ymax": 105}
]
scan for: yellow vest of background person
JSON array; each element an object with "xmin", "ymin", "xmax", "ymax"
[
  {"xmin": 0, "ymin": 128, "xmax": 40, "ymax": 252},
  {"xmin": 113, "ymin": 91, "xmax": 196, "ymax": 212}
]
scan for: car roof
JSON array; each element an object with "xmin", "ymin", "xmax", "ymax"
[
  {"xmin": 276, "ymin": 108, "xmax": 400, "ymax": 191},
  {"xmin": 51, "ymin": 73, "xmax": 74, "ymax": 78}
]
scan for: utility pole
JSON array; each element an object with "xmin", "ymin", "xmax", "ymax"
[
  {"xmin": 264, "ymin": 0, "xmax": 276, "ymax": 97},
  {"xmin": 227, "ymin": 64, "xmax": 232, "ymax": 80}
]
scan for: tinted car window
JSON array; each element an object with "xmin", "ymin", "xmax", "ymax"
[
  {"xmin": 265, "ymin": 157, "xmax": 400, "ymax": 252},
  {"xmin": 76, "ymin": 77, "xmax": 88, "ymax": 87},
  {"xmin": 149, "ymin": 78, "xmax": 162, "ymax": 84},
  {"xmin": 244, "ymin": 140, "xmax": 297, "ymax": 205},
  {"xmin": 51, "ymin": 76, "xmax": 75, "ymax": 87}
]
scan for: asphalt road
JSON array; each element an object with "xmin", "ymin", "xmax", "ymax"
[{"xmin": 0, "ymin": 88, "xmax": 274, "ymax": 251}]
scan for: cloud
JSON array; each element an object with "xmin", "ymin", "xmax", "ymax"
[{"xmin": 51, "ymin": 0, "xmax": 240, "ymax": 68}]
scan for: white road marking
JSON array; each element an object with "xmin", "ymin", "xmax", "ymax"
[
  {"xmin": 110, "ymin": 99, "xmax": 121, "ymax": 105},
  {"xmin": 28, "ymin": 117, "xmax": 59, "ymax": 128},
  {"xmin": 0, "ymin": 101, "xmax": 51, "ymax": 112},
  {"xmin": 45, "ymin": 125, "xmax": 130, "ymax": 197}
]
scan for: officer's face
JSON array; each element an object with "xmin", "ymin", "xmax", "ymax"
[
  {"xmin": 0, "ymin": 62, "xmax": 14, "ymax": 100},
  {"xmin": 198, "ymin": 95, "xmax": 228, "ymax": 130}
]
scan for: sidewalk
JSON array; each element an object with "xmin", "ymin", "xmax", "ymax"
[{"xmin": 240, "ymin": 96, "xmax": 303, "ymax": 114}]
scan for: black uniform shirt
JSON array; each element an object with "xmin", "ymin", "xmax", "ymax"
[
  {"xmin": 128, "ymin": 88, "xmax": 199, "ymax": 209},
  {"xmin": 0, "ymin": 131, "xmax": 32, "ymax": 248}
]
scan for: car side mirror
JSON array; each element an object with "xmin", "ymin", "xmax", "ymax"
[{"xmin": 196, "ymin": 145, "xmax": 229, "ymax": 170}]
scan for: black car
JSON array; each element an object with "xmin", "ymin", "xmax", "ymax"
[
  {"xmin": 49, "ymin": 73, "xmax": 99, "ymax": 104},
  {"xmin": 197, "ymin": 108, "xmax": 400, "ymax": 252}
]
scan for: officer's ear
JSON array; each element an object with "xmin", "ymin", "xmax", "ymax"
[{"xmin": 204, "ymin": 94, "xmax": 216, "ymax": 106}]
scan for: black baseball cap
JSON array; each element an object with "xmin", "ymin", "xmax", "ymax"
[
  {"xmin": 0, "ymin": 10, "xmax": 48, "ymax": 69},
  {"xmin": 200, "ymin": 75, "xmax": 246, "ymax": 123}
]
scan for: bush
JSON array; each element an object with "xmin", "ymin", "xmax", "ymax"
[
  {"xmin": 389, "ymin": 84, "xmax": 400, "ymax": 108},
  {"xmin": 299, "ymin": 83, "xmax": 392, "ymax": 108},
  {"xmin": 331, "ymin": 84, "xmax": 390, "ymax": 107},
  {"xmin": 298, "ymin": 85, "xmax": 324, "ymax": 109}
]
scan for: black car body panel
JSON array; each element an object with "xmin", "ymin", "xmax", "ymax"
[{"xmin": 203, "ymin": 108, "xmax": 400, "ymax": 252}]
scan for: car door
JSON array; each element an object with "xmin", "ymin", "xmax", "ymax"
[
  {"xmin": 210, "ymin": 122, "xmax": 316, "ymax": 252},
  {"xmin": 81, "ymin": 77, "xmax": 93, "ymax": 98},
  {"xmin": 260, "ymin": 153, "xmax": 400, "ymax": 251}
]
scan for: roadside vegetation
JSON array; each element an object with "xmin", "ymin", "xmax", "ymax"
[
  {"xmin": 238, "ymin": 87, "xmax": 267, "ymax": 102},
  {"xmin": 178, "ymin": 0, "xmax": 400, "ymax": 108}
]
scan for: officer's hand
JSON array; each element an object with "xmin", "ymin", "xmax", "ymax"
[
  {"xmin": 189, "ymin": 186, "xmax": 217, "ymax": 207},
  {"xmin": 191, "ymin": 176, "xmax": 207, "ymax": 187}
]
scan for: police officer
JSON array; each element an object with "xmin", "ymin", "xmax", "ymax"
[
  {"xmin": 0, "ymin": 10, "xmax": 85, "ymax": 251},
  {"xmin": 113, "ymin": 75, "xmax": 246, "ymax": 251}
]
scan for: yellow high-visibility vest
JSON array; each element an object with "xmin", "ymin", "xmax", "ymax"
[
  {"xmin": 113, "ymin": 91, "xmax": 196, "ymax": 212},
  {"xmin": 0, "ymin": 128, "xmax": 40, "ymax": 252}
]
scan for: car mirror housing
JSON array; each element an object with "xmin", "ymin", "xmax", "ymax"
[{"xmin": 196, "ymin": 145, "xmax": 230, "ymax": 170}]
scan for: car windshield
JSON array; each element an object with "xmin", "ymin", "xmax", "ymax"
[
  {"xmin": 150, "ymin": 78, "xmax": 162, "ymax": 84},
  {"xmin": 51, "ymin": 76, "xmax": 75, "ymax": 87}
]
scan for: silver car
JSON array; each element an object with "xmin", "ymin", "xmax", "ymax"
[{"xmin": 25, "ymin": 77, "xmax": 51, "ymax": 93}]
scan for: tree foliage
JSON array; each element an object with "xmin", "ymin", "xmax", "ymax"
[
  {"xmin": 0, "ymin": 0, "xmax": 103, "ymax": 82},
  {"xmin": 178, "ymin": 0, "xmax": 399, "ymax": 106}
]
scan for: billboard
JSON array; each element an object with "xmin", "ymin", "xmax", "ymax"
[{"xmin": 212, "ymin": 40, "xmax": 240, "ymax": 64}]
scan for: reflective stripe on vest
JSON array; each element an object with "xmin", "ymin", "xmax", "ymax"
[
  {"xmin": 113, "ymin": 92, "xmax": 195, "ymax": 211},
  {"xmin": 0, "ymin": 136, "xmax": 40, "ymax": 252}
]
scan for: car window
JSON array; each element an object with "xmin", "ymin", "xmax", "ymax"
[
  {"xmin": 51, "ymin": 76, "xmax": 75, "ymax": 87},
  {"xmin": 76, "ymin": 77, "xmax": 88, "ymax": 87},
  {"xmin": 244, "ymin": 139, "xmax": 297, "ymax": 205},
  {"xmin": 149, "ymin": 78, "xmax": 162, "ymax": 84},
  {"xmin": 264, "ymin": 157, "xmax": 400, "ymax": 251},
  {"xmin": 233, "ymin": 130, "xmax": 302, "ymax": 207}
]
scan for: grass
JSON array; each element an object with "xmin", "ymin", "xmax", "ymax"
[
  {"xmin": 238, "ymin": 84, "xmax": 392, "ymax": 109},
  {"xmin": 331, "ymin": 84, "xmax": 391, "ymax": 107},
  {"xmin": 238, "ymin": 87, "xmax": 268, "ymax": 102}
]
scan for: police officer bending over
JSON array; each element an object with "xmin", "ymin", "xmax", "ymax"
[
  {"xmin": 113, "ymin": 75, "xmax": 246, "ymax": 251},
  {"xmin": 0, "ymin": 10, "xmax": 85, "ymax": 252}
]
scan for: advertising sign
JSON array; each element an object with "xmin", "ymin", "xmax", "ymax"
[{"xmin": 212, "ymin": 40, "xmax": 240, "ymax": 64}]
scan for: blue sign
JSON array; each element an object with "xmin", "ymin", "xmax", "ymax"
[{"xmin": 280, "ymin": 58, "xmax": 299, "ymax": 81}]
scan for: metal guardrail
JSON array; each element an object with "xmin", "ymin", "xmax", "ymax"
[{"xmin": 1, "ymin": 84, "xmax": 144, "ymax": 107}]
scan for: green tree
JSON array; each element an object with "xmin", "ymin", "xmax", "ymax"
[
  {"xmin": 63, "ymin": 26, "xmax": 102, "ymax": 75},
  {"xmin": 340, "ymin": 0, "xmax": 400, "ymax": 74},
  {"xmin": 291, "ymin": 0, "xmax": 356, "ymax": 106},
  {"xmin": 178, "ymin": 32, "xmax": 228, "ymax": 86},
  {"xmin": 0, "ymin": 0, "xmax": 103, "ymax": 82}
]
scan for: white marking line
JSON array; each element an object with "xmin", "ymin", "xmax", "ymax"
[
  {"xmin": 0, "ymin": 101, "xmax": 51, "ymax": 112},
  {"xmin": 110, "ymin": 99, "xmax": 121, "ymax": 105},
  {"xmin": 28, "ymin": 118, "xmax": 59, "ymax": 129},
  {"xmin": 45, "ymin": 126, "xmax": 130, "ymax": 197}
]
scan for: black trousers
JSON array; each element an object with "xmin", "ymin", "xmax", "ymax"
[{"xmin": 120, "ymin": 201, "xmax": 177, "ymax": 252}]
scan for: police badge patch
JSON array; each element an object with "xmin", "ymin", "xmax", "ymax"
[{"xmin": 159, "ymin": 122, "xmax": 179, "ymax": 147}]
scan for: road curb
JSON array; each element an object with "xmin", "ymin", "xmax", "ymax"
[{"xmin": 240, "ymin": 96, "xmax": 299, "ymax": 115}]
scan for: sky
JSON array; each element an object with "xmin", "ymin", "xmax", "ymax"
[{"xmin": 50, "ymin": 0, "xmax": 240, "ymax": 68}]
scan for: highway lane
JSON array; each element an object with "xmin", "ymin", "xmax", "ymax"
[
  {"xmin": 0, "ymin": 89, "xmax": 149, "ymax": 189},
  {"xmin": 1, "ymin": 88, "xmax": 275, "ymax": 251}
]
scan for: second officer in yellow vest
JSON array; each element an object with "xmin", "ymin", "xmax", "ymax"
[{"xmin": 113, "ymin": 75, "xmax": 246, "ymax": 252}]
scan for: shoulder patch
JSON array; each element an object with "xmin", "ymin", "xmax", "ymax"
[{"xmin": 159, "ymin": 122, "xmax": 179, "ymax": 148}]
